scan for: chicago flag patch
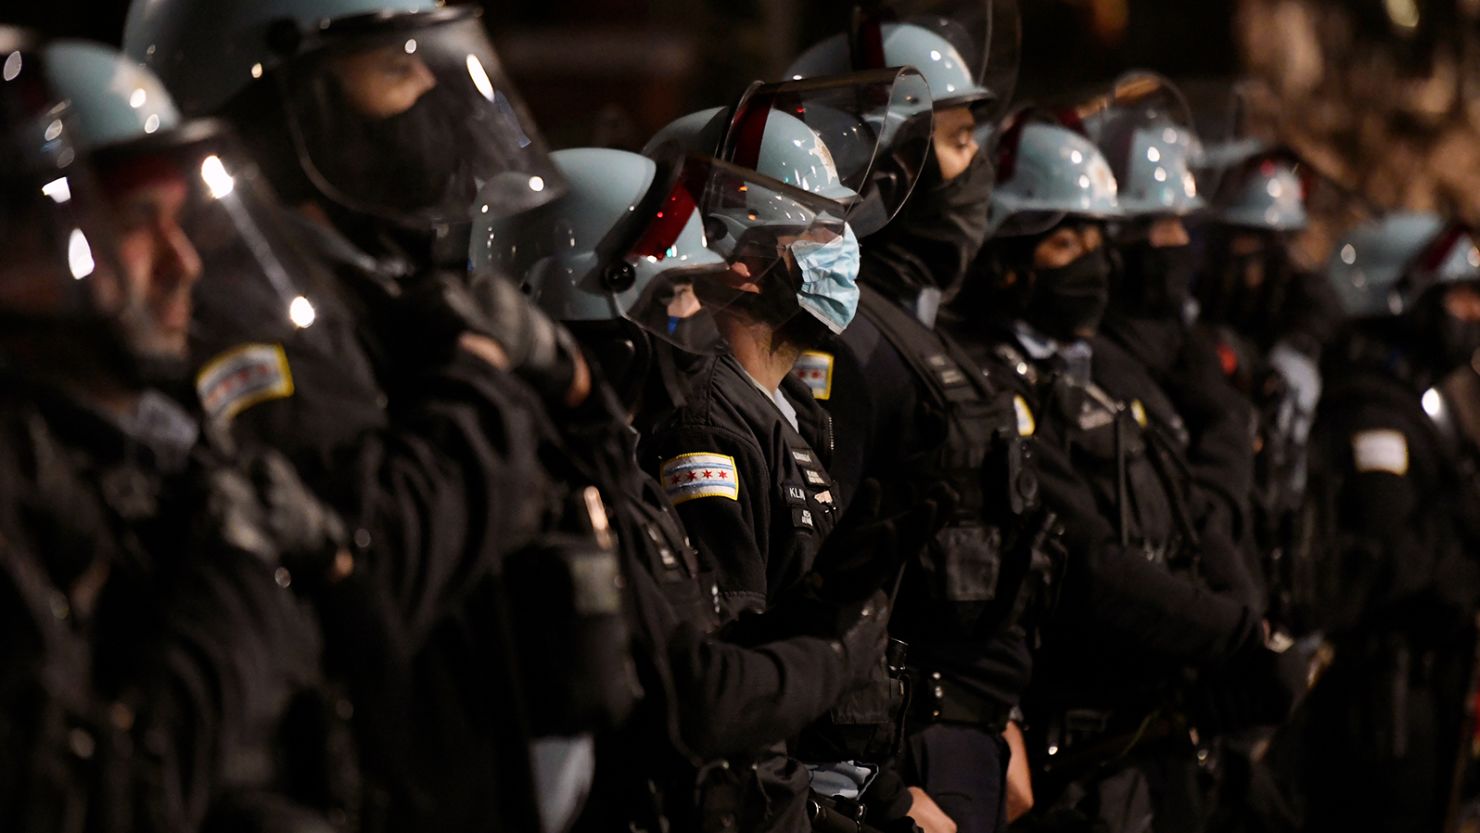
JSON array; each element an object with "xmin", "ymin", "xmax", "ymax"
[
  {"xmin": 792, "ymin": 351, "xmax": 835, "ymax": 400},
  {"xmin": 661, "ymin": 452, "xmax": 741, "ymax": 505},
  {"xmin": 196, "ymin": 343, "xmax": 294, "ymax": 423}
]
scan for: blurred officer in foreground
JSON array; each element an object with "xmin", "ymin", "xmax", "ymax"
[
  {"xmin": 950, "ymin": 110, "xmax": 1291, "ymax": 833},
  {"xmin": 123, "ymin": 1, "xmax": 648, "ymax": 828},
  {"xmin": 479, "ymin": 145, "xmax": 930, "ymax": 832},
  {"xmin": 0, "ymin": 29, "xmax": 351, "ymax": 833},
  {"xmin": 1295, "ymin": 213, "xmax": 1480, "ymax": 833},
  {"xmin": 783, "ymin": 4, "xmax": 1056, "ymax": 831}
]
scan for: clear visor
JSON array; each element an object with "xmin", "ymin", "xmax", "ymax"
[
  {"xmin": 89, "ymin": 127, "xmax": 345, "ymax": 370},
  {"xmin": 0, "ymin": 85, "xmax": 130, "ymax": 335},
  {"xmin": 693, "ymin": 157, "xmax": 853, "ymax": 334},
  {"xmin": 858, "ymin": 0, "xmax": 1020, "ymax": 121},
  {"xmin": 281, "ymin": 9, "xmax": 563, "ymax": 227},
  {"xmin": 726, "ymin": 68, "xmax": 934, "ymax": 236}
]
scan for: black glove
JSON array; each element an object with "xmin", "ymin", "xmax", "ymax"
[
  {"xmin": 466, "ymin": 269, "xmax": 586, "ymax": 405},
  {"xmin": 1191, "ymin": 630, "xmax": 1304, "ymax": 734},
  {"xmin": 830, "ymin": 590, "xmax": 892, "ymax": 686},
  {"xmin": 244, "ymin": 451, "xmax": 350, "ymax": 591}
]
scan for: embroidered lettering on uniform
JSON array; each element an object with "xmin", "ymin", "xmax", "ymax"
[
  {"xmin": 660, "ymin": 452, "xmax": 741, "ymax": 504},
  {"xmin": 792, "ymin": 351, "xmax": 836, "ymax": 400},
  {"xmin": 798, "ymin": 509, "xmax": 815, "ymax": 528},
  {"xmin": 786, "ymin": 485, "xmax": 808, "ymax": 503},
  {"xmin": 196, "ymin": 343, "xmax": 294, "ymax": 423},
  {"xmin": 791, "ymin": 449, "xmax": 816, "ymax": 465},
  {"xmin": 1352, "ymin": 430, "xmax": 1409, "ymax": 476},
  {"xmin": 1131, "ymin": 399, "xmax": 1150, "ymax": 428},
  {"xmin": 803, "ymin": 468, "xmax": 828, "ymax": 487},
  {"xmin": 1013, "ymin": 395, "xmax": 1036, "ymax": 437}
]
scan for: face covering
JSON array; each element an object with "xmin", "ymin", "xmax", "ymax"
[
  {"xmin": 312, "ymin": 82, "xmax": 466, "ymax": 217},
  {"xmin": 863, "ymin": 149, "xmax": 994, "ymax": 299},
  {"xmin": 1116, "ymin": 241, "xmax": 1197, "ymax": 319},
  {"xmin": 791, "ymin": 224, "xmax": 862, "ymax": 334},
  {"xmin": 1023, "ymin": 248, "xmax": 1113, "ymax": 343}
]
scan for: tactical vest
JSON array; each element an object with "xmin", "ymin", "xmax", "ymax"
[
  {"xmin": 856, "ymin": 288, "xmax": 1040, "ymax": 639},
  {"xmin": 1000, "ymin": 340, "xmax": 1198, "ymax": 572}
]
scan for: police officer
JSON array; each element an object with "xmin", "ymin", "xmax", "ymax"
[
  {"xmin": 122, "ymin": 2, "xmax": 632, "ymax": 827},
  {"xmin": 1194, "ymin": 147, "xmax": 1334, "ymax": 630},
  {"xmin": 949, "ymin": 110, "xmax": 1287, "ymax": 833},
  {"xmin": 784, "ymin": 4, "xmax": 1045, "ymax": 831},
  {"xmin": 0, "ymin": 30, "xmax": 350, "ymax": 831},
  {"xmin": 646, "ymin": 70, "xmax": 966, "ymax": 829},
  {"xmin": 1075, "ymin": 73, "xmax": 1261, "ymax": 548},
  {"xmin": 1296, "ymin": 213, "xmax": 1480, "ymax": 833},
  {"xmin": 478, "ymin": 145, "xmax": 924, "ymax": 832}
]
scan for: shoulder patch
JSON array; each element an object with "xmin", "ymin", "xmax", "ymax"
[
  {"xmin": 1351, "ymin": 429, "xmax": 1409, "ymax": 476},
  {"xmin": 1013, "ymin": 394, "xmax": 1036, "ymax": 437},
  {"xmin": 196, "ymin": 343, "xmax": 294, "ymax": 423},
  {"xmin": 1130, "ymin": 399, "xmax": 1149, "ymax": 429},
  {"xmin": 792, "ymin": 351, "xmax": 835, "ymax": 400},
  {"xmin": 660, "ymin": 452, "xmax": 741, "ymax": 504}
]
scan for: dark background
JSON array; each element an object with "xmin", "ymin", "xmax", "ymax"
[{"xmin": 6, "ymin": 0, "xmax": 1240, "ymax": 148}]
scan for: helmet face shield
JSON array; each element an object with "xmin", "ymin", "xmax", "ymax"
[
  {"xmin": 90, "ymin": 127, "xmax": 347, "ymax": 379},
  {"xmin": 279, "ymin": 8, "xmax": 562, "ymax": 227},
  {"xmin": 1065, "ymin": 72, "xmax": 1203, "ymax": 218},
  {"xmin": 0, "ymin": 42, "xmax": 133, "ymax": 361},
  {"xmin": 853, "ymin": 0, "xmax": 1019, "ymax": 121},
  {"xmin": 727, "ymin": 69, "xmax": 934, "ymax": 237}
]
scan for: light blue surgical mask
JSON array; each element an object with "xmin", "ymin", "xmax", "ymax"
[{"xmin": 791, "ymin": 224, "xmax": 862, "ymax": 334}]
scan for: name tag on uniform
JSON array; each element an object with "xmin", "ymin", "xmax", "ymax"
[
  {"xmin": 803, "ymin": 468, "xmax": 828, "ymax": 487},
  {"xmin": 1352, "ymin": 430, "xmax": 1409, "ymax": 476},
  {"xmin": 792, "ymin": 351, "xmax": 835, "ymax": 400},
  {"xmin": 196, "ymin": 343, "xmax": 294, "ymax": 423},
  {"xmin": 661, "ymin": 452, "xmax": 741, "ymax": 504}
]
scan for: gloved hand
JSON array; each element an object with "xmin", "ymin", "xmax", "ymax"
[
  {"xmin": 1191, "ymin": 629, "xmax": 1304, "ymax": 734},
  {"xmin": 244, "ymin": 451, "xmax": 353, "ymax": 590},
  {"xmin": 830, "ymin": 590, "xmax": 892, "ymax": 686},
  {"xmin": 467, "ymin": 268, "xmax": 591, "ymax": 407},
  {"xmin": 812, "ymin": 479, "xmax": 956, "ymax": 605}
]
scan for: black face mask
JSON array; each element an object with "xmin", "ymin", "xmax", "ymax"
[
  {"xmin": 1115, "ymin": 241, "xmax": 1196, "ymax": 319},
  {"xmin": 1023, "ymin": 248, "xmax": 1113, "ymax": 342},
  {"xmin": 864, "ymin": 149, "xmax": 994, "ymax": 298},
  {"xmin": 315, "ymin": 86, "xmax": 466, "ymax": 219}
]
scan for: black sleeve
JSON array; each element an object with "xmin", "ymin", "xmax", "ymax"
[
  {"xmin": 125, "ymin": 549, "xmax": 324, "ymax": 832},
  {"xmin": 1034, "ymin": 438, "xmax": 1259, "ymax": 662},
  {"xmin": 665, "ymin": 622, "xmax": 851, "ymax": 760},
  {"xmin": 645, "ymin": 424, "xmax": 778, "ymax": 619},
  {"xmin": 1169, "ymin": 329, "xmax": 1259, "ymax": 536}
]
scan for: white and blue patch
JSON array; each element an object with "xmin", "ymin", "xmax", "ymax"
[
  {"xmin": 196, "ymin": 343, "xmax": 294, "ymax": 423},
  {"xmin": 661, "ymin": 452, "xmax": 741, "ymax": 505},
  {"xmin": 792, "ymin": 351, "xmax": 835, "ymax": 400}
]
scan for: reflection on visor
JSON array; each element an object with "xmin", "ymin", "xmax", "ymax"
[
  {"xmin": 722, "ymin": 70, "xmax": 933, "ymax": 236},
  {"xmin": 283, "ymin": 13, "xmax": 561, "ymax": 226}
]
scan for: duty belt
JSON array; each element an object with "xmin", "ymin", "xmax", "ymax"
[{"xmin": 908, "ymin": 667, "xmax": 1014, "ymax": 731}]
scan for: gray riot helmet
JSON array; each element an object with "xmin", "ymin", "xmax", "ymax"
[
  {"xmin": 1326, "ymin": 213, "xmax": 1480, "ymax": 320},
  {"xmin": 125, "ymin": 0, "xmax": 563, "ymax": 229},
  {"xmin": 788, "ymin": 0, "xmax": 1021, "ymax": 124},
  {"xmin": 1208, "ymin": 149, "xmax": 1309, "ymax": 232},
  {"xmin": 476, "ymin": 148, "xmax": 855, "ymax": 346},
  {"xmin": 1067, "ymin": 71, "xmax": 1205, "ymax": 219},
  {"xmin": 644, "ymin": 69, "xmax": 935, "ymax": 237},
  {"xmin": 985, "ymin": 109, "xmax": 1123, "ymax": 238},
  {"xmin": 0, "ymin": 28, "xmax": 143, "ymax": 389}
]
